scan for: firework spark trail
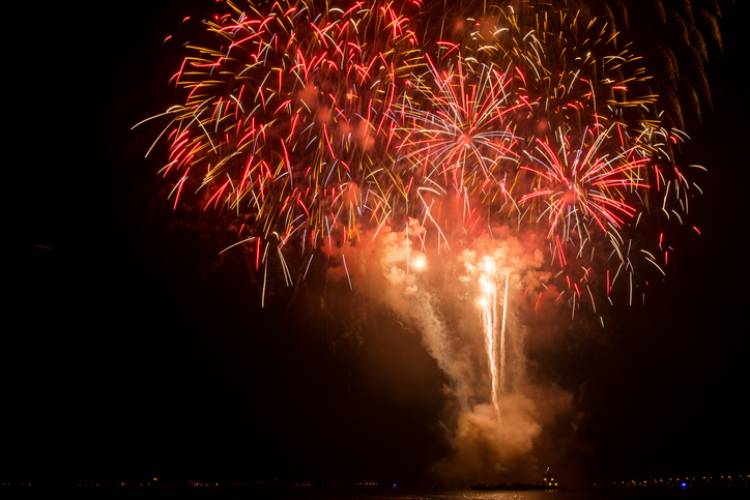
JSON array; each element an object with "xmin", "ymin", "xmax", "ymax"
[
  {"xmin": 478, "ymin": 259, "xmax": 510, "ymax": 410},
  {"xmin": 499, "ymin": 271, "xmax": 509, "ymax": 395},
  {"xmin": 478, "ymin": 261, "xmax": 499, "ymax": 412}
]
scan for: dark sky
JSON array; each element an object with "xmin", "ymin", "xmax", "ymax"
[{"xmin": 10, "ymin": 0, "xmax": 749, "ymax": 484}]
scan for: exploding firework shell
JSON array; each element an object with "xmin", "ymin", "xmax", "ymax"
[
  {"xmin": 149, "ymin": 0, "xmax": 421, "ymax": 280},
  {"xmin": 393, "ymin": 1, "xmax": 699, "ymax": 309},
  {"xmin": 139, "ymin": 0, "xmax": 703, "ymax": 312}
]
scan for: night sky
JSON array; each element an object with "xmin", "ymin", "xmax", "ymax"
[{"xmin": 10, "ymin": 0, "xmax": 750, "ymax": 484}]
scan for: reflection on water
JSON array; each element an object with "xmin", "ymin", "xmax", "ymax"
[
  {"xmin": 361, "ymin": 493, "xmax": 566, "ymax": 500},
  {"xmin": 352, "ymin": 490, "xmax": 748, "ymax": 500},
  {"xmin": 3, "ymin": 486, "xmax": 746, "ymax": 499},
  {"xmin": 362, "ymin": 494, "xmax": 593, "ymax": 500}
]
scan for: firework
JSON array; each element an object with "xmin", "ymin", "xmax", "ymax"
[
  {"xmin": 136, "ymin": 0, "xmax": 704, "ymax": 314},
  {"xmin": 393, "ymin": 1, "xmax": 701, "ymax": 313},
  {"xmin": 475, "ymin": 256, "xmax": 511, "ymax": 410},
  {"xmin": 134, "ymin": 0, "xmax": 422, "ymax": 301},
  {"xmin": 135, "ymin": 0, "xmax": 710, "ymax": 424}
]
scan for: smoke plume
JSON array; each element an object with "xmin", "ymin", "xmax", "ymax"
[{"xmin": 329, "ymin": 221, "xmax": 575, "ymax": 484}]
